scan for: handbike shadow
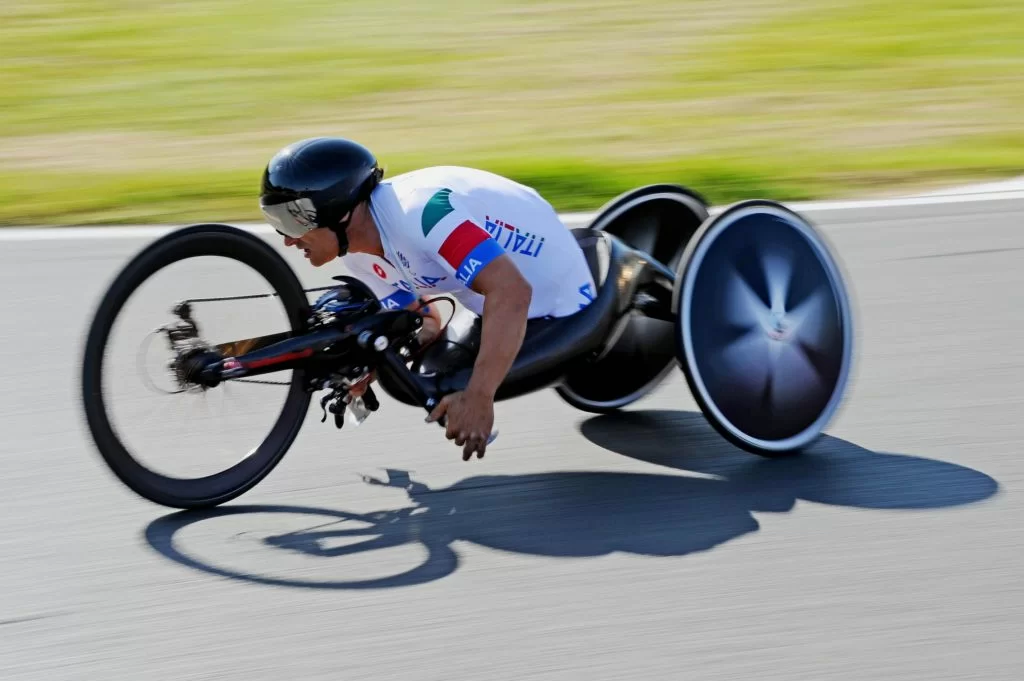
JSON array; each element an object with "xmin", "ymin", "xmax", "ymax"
[{"xmin": 144, "ymin": 410, "xmax": 998, "ymax": 590}]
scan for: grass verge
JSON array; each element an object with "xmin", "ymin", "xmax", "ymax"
[{"xmin": 2, "ymin": 0, "xmax": 1021, "ymax": 225}]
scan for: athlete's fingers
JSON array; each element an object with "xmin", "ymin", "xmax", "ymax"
[
  {"xmin": 463, "ymin": 434, "xmax": 486, "ymax": 461},
  {"xmin": 425, "ymin": 395, "xmax": 450, "ymax": 424}
]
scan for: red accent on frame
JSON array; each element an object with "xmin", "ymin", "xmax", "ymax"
[{"xmin": 242, "ymin": 348, "xmax": 314, "ymax": 369}]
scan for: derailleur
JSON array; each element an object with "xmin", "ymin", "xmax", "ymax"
[
  {"xmin": 162, "ymin": 301, "xmax": 201, "ymax": 346},
  {"xmin": 318, "ymin": 374, "xmax": 380, "ymax": 430},
  {"xmin": 159, "ymin": 301, "xmax": 217, "ymax": 391}
]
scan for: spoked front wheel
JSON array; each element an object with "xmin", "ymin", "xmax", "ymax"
[
  {"xmin": 672, "ymin": 201, "xmax": 855, "ymax": 456},
  {"xmin": 81, "ymin": 224, "xmax": 313, "ymax": 508}
]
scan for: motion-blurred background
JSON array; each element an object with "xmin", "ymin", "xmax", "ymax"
[
  {"xmin": 4, "ymin": 4, "xmax": 1024, "ymax": 680},
  {"xmin": 3, "ymin": 0, "xmax": 1022, "ymax": 225}
]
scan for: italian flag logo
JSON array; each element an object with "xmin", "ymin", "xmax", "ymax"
[
  {"xmin": 438, "ymin": 220, "xmax": 491, "ymax": 270},
  {"xmin": 422, "ymin": 188, "xmax": 455, "ymax": 236},
  {"xmin": 438, "ymin": 220, "xmax": 505, "ymax": 286}
]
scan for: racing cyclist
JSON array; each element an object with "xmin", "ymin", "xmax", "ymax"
[{"xmin": 259, "ymin": 137, "xmax": 596, "ymax": 461}]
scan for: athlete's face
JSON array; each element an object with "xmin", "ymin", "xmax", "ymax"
[{"xmin": 282, "ymin": 227, "xmax": 339, "ymax": 267}]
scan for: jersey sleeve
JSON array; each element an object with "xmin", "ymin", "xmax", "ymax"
[
  {"xmin": 342, "ymin": 254, "xmax": 418, "ymax": 311},
  {"xmin": 417, "ymin": 188, "xmax": 506, "ymax": 288}
]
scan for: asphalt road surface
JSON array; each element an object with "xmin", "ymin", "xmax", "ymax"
[{"xmin": 1, "ymin": 197, "xmax": 1022, "ymax": 680}]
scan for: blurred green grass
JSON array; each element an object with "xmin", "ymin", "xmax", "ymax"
[{"xmin": 2, "ymin": 0, "xmax": 1021, "ymax": 225}]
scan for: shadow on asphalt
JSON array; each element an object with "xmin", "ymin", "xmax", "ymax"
[{"xmin": 145, "ymin": 410, "xmax": 999, "ymax": 590}]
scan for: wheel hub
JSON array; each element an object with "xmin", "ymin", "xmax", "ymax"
[
  {"xmin": 172, "ymin": 348, "xmax": 222, "ymax": 389},
  {"xmin": 766, "ymin": 312, "xmax": 789, "ymax": 341}
]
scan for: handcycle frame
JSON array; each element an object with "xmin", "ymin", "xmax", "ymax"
[{"xmin": 182, "ymin": 238, "xmax": 679, "ymax": 421}]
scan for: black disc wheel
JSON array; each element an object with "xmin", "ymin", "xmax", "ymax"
[
  {"xmin": 673, "ymin": 201, "xmax": 854, "ymax": 456},
  {"xmin": 556, "ymin": 315, "xmax": 678, "ymax": 413},
  {"xmin": 556, "ymin": 185, "xmax": 709, "ymax": 413},
  {"xmin": 81, "ymin": 224, "xmax": 313, "ymax": 508}
]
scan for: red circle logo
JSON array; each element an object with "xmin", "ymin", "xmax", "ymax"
[{"xmin": 373, "ymin": 263, "xmax": 388, "ymax": 279}]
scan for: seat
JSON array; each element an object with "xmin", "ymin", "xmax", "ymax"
[
  {"xmin": 422, "ymin": 230, "xmax": 647, "ymax": 400},
  {"xmin": 572, "ymin": 227, "xmax": 611, "ymax": 288}
]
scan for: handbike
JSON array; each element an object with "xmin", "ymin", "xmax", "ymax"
[{"xmin": 80, "ymin": 184, "xmax": 855, "ymax": 509}]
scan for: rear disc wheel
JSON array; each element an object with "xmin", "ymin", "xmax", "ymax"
[{"xmin": 673, "ymin": 201, "xmax": 854, "ymax": 456}]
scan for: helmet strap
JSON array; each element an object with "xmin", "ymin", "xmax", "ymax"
[
  {"xmin": 333, "ymin": 226, "xmax": 350, "ymax": 257},
  {"xmin": 328, "ymin": 210, "xmax": 353, "ymax": 257}
]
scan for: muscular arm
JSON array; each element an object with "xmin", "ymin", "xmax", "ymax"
[
  {"xmin": 464, "ymin": 254, "xmax": 533, "ymax": 399},
  {"xmin": 418, "ymin": 204, "xmax": 532, "ymax": 457}
]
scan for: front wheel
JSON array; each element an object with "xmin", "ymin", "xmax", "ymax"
[
  {"xmin": 81, "ymin": 224, "xmax": 313, "ymax": 508},
  {"xmin": 672, "ymin": 201, "xmax": 855, "ymax": 456}
]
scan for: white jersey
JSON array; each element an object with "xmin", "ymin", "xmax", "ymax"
[{"xmin": 341, "ymin": 166, "xmax": 597, "ymax": 318}]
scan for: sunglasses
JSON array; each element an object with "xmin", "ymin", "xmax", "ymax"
[{"xmin": 261, "ymin": 198, "xmax": 353, "ymax": 239}]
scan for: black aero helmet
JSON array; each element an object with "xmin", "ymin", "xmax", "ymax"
[{"xmin": 259, "ymin": 137, "xmax": 382, "ymax": 252}]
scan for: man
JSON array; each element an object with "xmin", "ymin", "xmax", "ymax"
[{"xmin": 259, "ymin": 137, "xmax": 596, "ymax": 461}]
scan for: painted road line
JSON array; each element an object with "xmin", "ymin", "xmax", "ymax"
[{"xmin": 1, "ymin": 189, "xmax": 1024, "ymax": 241}]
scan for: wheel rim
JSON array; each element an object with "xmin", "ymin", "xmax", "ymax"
[
  {"xmin": 590, "ymin": 190, "xmax": 708, "ymax": 271},
  {"xmin": 678, "ymin": 204, "xmax": 853, "ymax": 452},
  {"xmin": 82, "ymin": 227, "xmax": 311, "ymax": 507}
]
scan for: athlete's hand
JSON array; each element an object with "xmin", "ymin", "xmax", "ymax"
[
  {"xmin": 425, "ymin": 388, "xmax": 495, "ymax": 460},
  {"xmin": 415, "ymin": 318, "xmax": 443, "ymax": 350}
]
